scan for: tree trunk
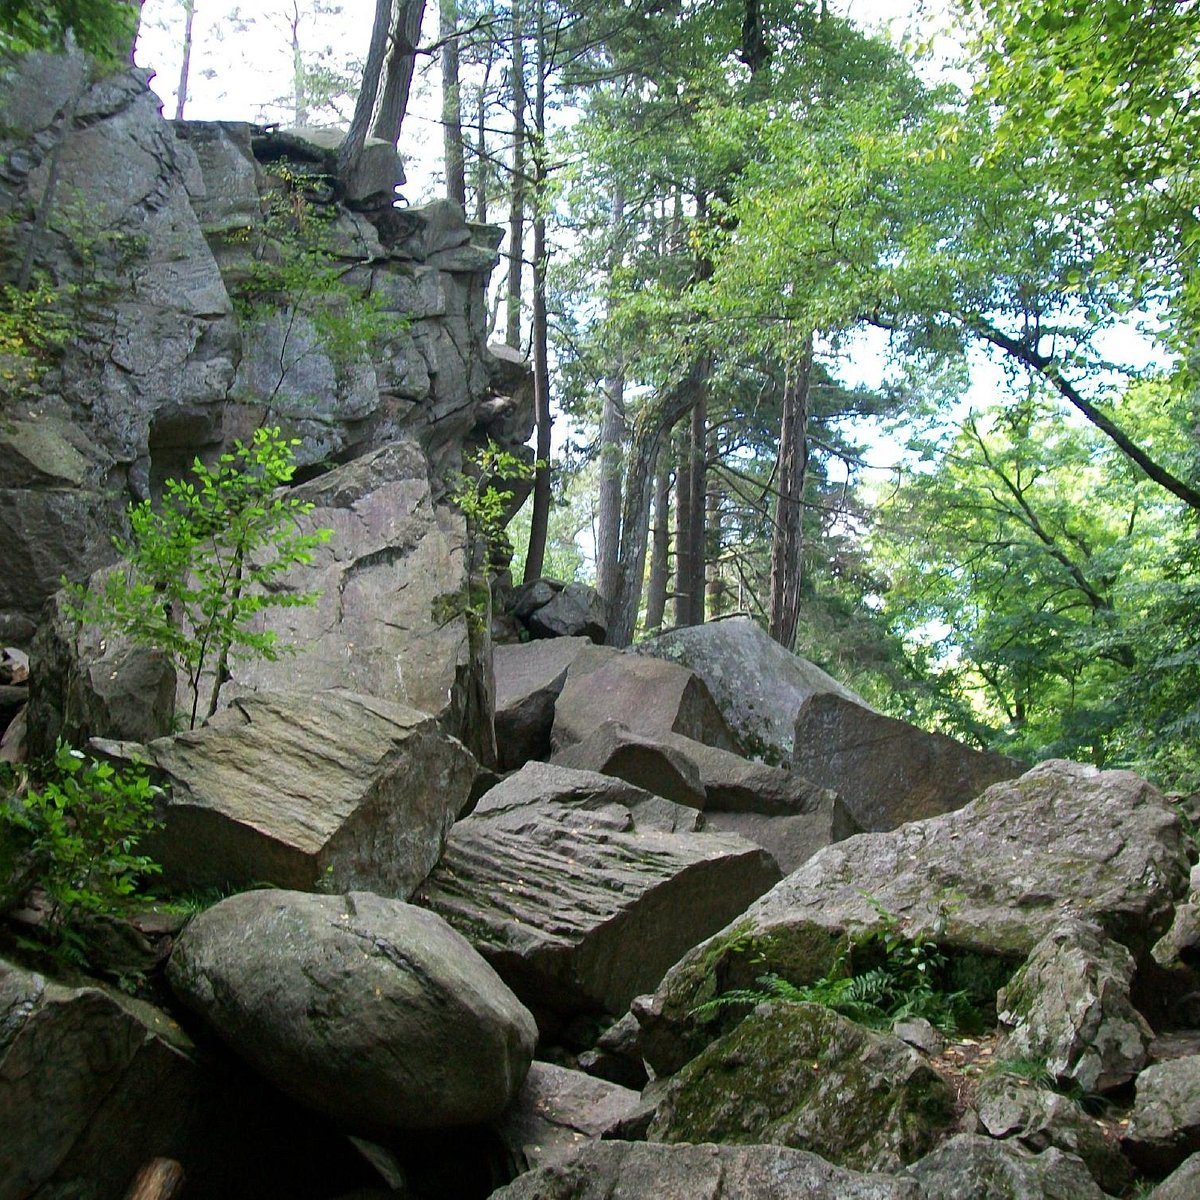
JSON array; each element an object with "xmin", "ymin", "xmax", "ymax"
[
  {"xmin": 337, "ymin": 0, "xmax": 392, "ymax": 180},
  {"xmin": 371, "ymin": 0, "xmax": 427, "ymax": 144},
  {"xmin": 767, "ymin": 344, "xmax": 812, "ymax": 648},
  {"xmin": 290, "ymin": 1, "xmax": 308, "ymax": 125},
  {"xmin": 595, "ymin": 186, "xmax": 627, "ymax": 603},
  {"xmin": 123, "ymin": 1160, "xmax": 184, "ymax": 1200},
  {"xmin": 706, "ymin": 426, "xmax": 725, "ymax": 616},
  {"xmin": 644, "ymin": 452, "xmax": 672, "ymax": 634},
  {"xmin": 440, "ymin": 0, "xmax": 466, "ymax": 206},
  {"xmin": 472, "ymin": 48, "xmax": 495, "ymax": 222},
  {"xmin": 505, "ymin": 0, "xmax": 527, "ymax": 349},
  {"xmin": 174, "ymin": 1, "xmax": 196, "ymax": 121},
  {"xmin": 607, "ymin": 354, "xmax": 710, "ymax": 647},
  {"xmin": 673, "ymin": 421, "xmax": 692, "ymax": 627},
  {"xmin": 521, "ymin": 0, "xmax": 551, "ymax": 581},
  {"xmin": 684, "ymin": 392, "xmax": 707, "ymax": 625}
]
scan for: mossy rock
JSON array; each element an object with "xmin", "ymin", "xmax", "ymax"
[{"xmin": 647, "ymin": 1000, "xmax": 955, "ymax": 1173}]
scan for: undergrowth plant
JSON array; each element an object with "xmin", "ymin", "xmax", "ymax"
[
  {"xmin": 695, "ymin": 901, "xmax": 980, "ymax": 1035},
  {"xmin": 1, "ymin": 742, "xmax": 162, "ymax": 964},
  {"xmin": 71, "ymin": 427, "xmax": 330, "ymax": 728}
]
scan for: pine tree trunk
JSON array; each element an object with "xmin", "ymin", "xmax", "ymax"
[
  {"xmin": 371, "ymin": 1, "xmax": 427, "ymax": 145},
  {"xmin": 767, "ymin": 342, "xmax": 812, "ymax": 648},
  {"xmin": 706, "ymin": 425, "xmax": 725, "ymax": 616},
  {"xmin": 440, "ymin": 0, "xmax": 466, "ymax": 206},
  {"xmin": 174, "ymin": 0, "xmax": 196, "ymax": 121},
  {"xmin": 673, "ymin": 422, "xmax": 692, "ymax": 628},
  {"xmin": 644, "ymin": 452, "xmax": 671, "ymax": 634},
  {"xmin": 505, "ymin": 0, "xmax": 527, "ymax": 349},
  {"xmin": 684, "ymin": 393, "xmax": 707, "ymax": 625}
]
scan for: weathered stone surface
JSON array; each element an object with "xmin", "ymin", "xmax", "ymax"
[
  {"xmin": 636, "ymin": 760, "xmax": 1188, "ymax": 1075},
  {"xmin": 494, "ymin": 637, "xmax": 594, "ymax": 771},
  {"xmin": 552, "ymin": 651, "xmax": 740, "ymax": 755},
  {"xmin": 136, "ymin": 689, "xmax": 476, "ymax": 896},
  {"xmin": 1123, "ymin": 1055, "xmax": 1200, "ymax": 1174},
  {"xmin": 907, "ymin": 1133, "xmax": 1105, "ymax": 1199},
  {"xmin": 472, "ymin": 761, "xmax": 704, "ymax": 835},
  {"xmin": 793, "ymin": 694, "xmax": 1022, "ymax": 831},
  {"xmin": 167, "ymin": 889, "xmax": 537, "ymax": 1132},
  {"xmin": 577, "ymin": 1011, "xmax": 649, "ymax": 1090},
  {"xmin": 553, "ymin": 722, "xmax": 707, "ymax": 810},
  {"xmin": 225, "ymin": 443, "xmax": 491, "ymax": 755},
  {"xmin": 996, "ymin": 919, "xmax": 1153, "ymax": 1093},
  {"xmin": 27, "ymin": 586, "xmax": 177, "ymax": 759},
  {"xmin": 1149, "ymin": 1152, "xmax": 1200, "ymax": 1199},
  {"xmin": 496, "ymin": 1062, "xmax": 641, "ymax": 1171},
  {"xmin": 489, "ymin": 1141, "xmax": 923, "ymax": 1200},
  {"xmin": 976, "ymin": 1073, "xmax": 1132, "ymax": 1192},
  {"xmin": 647, "ymin": 1002, "xmax": 954, "ymax": 1174},
  {"xmin": 416, "ymin": 795, "xmax": 780, "ymax": 1023},
  {"xmin": 0, "ymin": 956, "xmax": 202, "ymax": 1200},
  {"xmin": 527, "ymin": 582, "xmax": 608, "ymax": 643},
  {"xmin": 634, "ymin": 615, "xmax": 867, "ymax": 762}
]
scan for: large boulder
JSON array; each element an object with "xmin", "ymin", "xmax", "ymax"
[
  {"xmin": 488, "ymin": 1141, "xmax": 923, "ymax": 1200},
  {"xmin": 996, "ymin": 919, "xmax": 1153, "ymax": 1093},
  {"xmin": 130, "ymin": 689, "xmax": 476, "ymax": 896},
  {"xmin": 494, "ymin": 637, "xmax": 594, "ymax": 770},
  {"xmin": 225, "ymin": 442, "xmax": 493, "ymax": 759},
  {"xmin": 1123, "ymin": 1055, "xmax": 1200, "ymax": 1175},
  {"xmin": 907, "ymin": 1133, "xmax": 1105, "ymax": 1199},
  {"xmin": 1149, "ymin": 1153, "xmax": 1200, "ymax": 1199},
  {"xmin": 635, "ymin": 760, "xmax": 1189, "ymax": 1075},
  {"xmin": 633, "ymin": 615, "xmax": 867, "ymax": 762},
  {"xmin": 526, "ymin": 582, "xmax": 608, "ymax": 643},
  {"xmin": 551, "ymin": 651, "xmax": 740, "ymax": 755},
  {"xmin": 647, "ymin": 1002, "xmax": 954, "ymax": 1173},
  {"xmin": 0, "ymin": 957, "xmax": 203, "ymax": 1200},
  {"xmin": 792, "ymin": 694, "xmax": 1022, "ymax": 831},
  {"xmin": 416, "ymin": 775, "xmax": 781, "ymax": 1026},
  {"xmin": 167, "ymin": 889, "xmax": 537, "ymax": 1132}
]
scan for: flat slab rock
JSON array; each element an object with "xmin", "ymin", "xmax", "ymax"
[
  {"xmin": 793, "ymin": 693, "xmax": 1022, "ymax": 831},
  {"xmin": 131, "ymin": 689, "xmax": 476, "ymax": 897},
  {"xmin": 1123, "ymin": 1053, "xmax": 1200, "ymax": 1175},
  {"xmin": 495, "ymin": 1062, "xmax": 641, "ymax": 1171},
  {"xmin": 167, "ymin": 889, "xmax": 537, "ymax": 1133},
  {"xmin": 636, "ymin": 759, "xmax": 1189, "ymax": 1075},
  {"xmin": 415, "ymin": 789, "xmax": 781, "ymax": 1022},
  {"xmin": 488, "ymin": 1141, "xmax": 923, "ymax": 1200}
]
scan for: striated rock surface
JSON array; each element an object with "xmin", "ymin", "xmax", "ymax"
[
  {"xmin": 635, "ymin": 760, "xmax": 1188, "ymax": 1075},
  {"xmin": 996, "ymin": 918, "xmax": 1153, "ymax": 1093},
  {"xmin": 792, "ymin": 693, "xmax": 1022, "ymax": 831},
  {"xmin": 133, "ymin": 689, "xmax": 477, "ymax": 896},
  {"xmin": 647, "ymin": 1002, "xmax": 954, "ymax": 1174},
  {"xmin": 167, "ymin": 889, "xmax": 537, "ymax": 1133},
  {"xmin": 488, "ymin": 1141, "xmax": 923, "ymax": 1200},
  {"xmin": 416, "ymin": 787, "xmax": 780, "ymax": 1024},
  {"xmin": 633, "ymin": 615, "xmax": 867, "ymax": 762},
  {"xmin": 907, "ymin": 1133, "xmax": 1105, "ymax": 1199}
]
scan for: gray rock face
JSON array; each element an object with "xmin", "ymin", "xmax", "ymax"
[
  {"xmin": 1123, "ymin": 1054, "xmax": 1200, "ymax": 1174},
  {"xmin": 552, "ymin": 721, "xmax": 708, "ymax": 809},
  {"xmin": 489, "ymin": 1141, "xmax": 924, "ymax": 1200},
  {"xmin": 416, "ymin": 783, "xmax": 780, "ymax": 1023},
  {"xmin": 552, "ymin": 650, "xmax": 740, "ymax": 755},
  {"xmin": 647, "ymin": 1002, "xmax": 954, "ymax": 1174},
  {"xmin": 167, "ymin": 889, "xmax": 537, "ymax": 1132},
  {"xmin": 496, "ymin": 1062, "xmax": 641, "ymax": 1171},
  {"xmin": 136, "ymin": 690, "xmax": 476, "ymax": 896},
  {"xmin": 1149, "ymin": 1153, "xmax": 1200, "ymax": 1199},
  {"xmin": 636, "ymin": 760, "xmax": 1188, "ymax": 1075},
  {"xmin": 26, "ymin": 587, "xmax": 177, "ymax": 759},
  {"xmin": 976, "ymin": 1074, "xmax": 1132, "ymax": 1191},
  {"xmin": 792, "ymin": 693, "xmax": 1022, "ymax": 831},
  {"xmin": 494, "ymin": 637, "xmax": 599, "ymax": 771},
  {"xmin": 996, "ymin": 919, "xmax": 1153, "ymax": 1093},
  {"xmin": 526, "ymin": 582, "xmax": 608, "ymax": 643},
  {"xmin": 0, "ymin": 957, "xmax": 202, "ymax": 1200},
  {"xmin": 223, "ymin": 442, "xmax": 490, "ymax": 755},
  {"xmin": 633, "ymin": 615, "xmax": 868, "ymax": 761},
  {"xmin": 907, "ymin": 1133, "xmax": 1105, "ymax": 1199}
]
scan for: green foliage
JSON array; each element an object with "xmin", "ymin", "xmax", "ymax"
[
  {"xmin": 1, "ymin": 741, "xmax": 162, "ymax": 961},
  {"xmin": 449, "ymin": 440, "xmax": 539, "ymax": 574},
  {"xmin": 72, "ymin": 427, "xmax": 330, "ymax": 729},
  {"xmin": 0, "ymin": 276, "xmax": 70, "ymax": 394},
  {"xmin": 695, "ymin": 901, "xmax": 981, "ymax": 1036},
  {"xmin": 0, "ymin": 0, "xmax": 139, "ymax": 60}
]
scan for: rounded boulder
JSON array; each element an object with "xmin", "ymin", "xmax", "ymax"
[{"xmin": 167, "ymin": 889, "xmax": 537, "ymax": 1132}]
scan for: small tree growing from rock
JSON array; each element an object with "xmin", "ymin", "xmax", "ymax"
[{"xmin": 72, "ymin": 427, "xmax": 330, "ymax": 729}]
